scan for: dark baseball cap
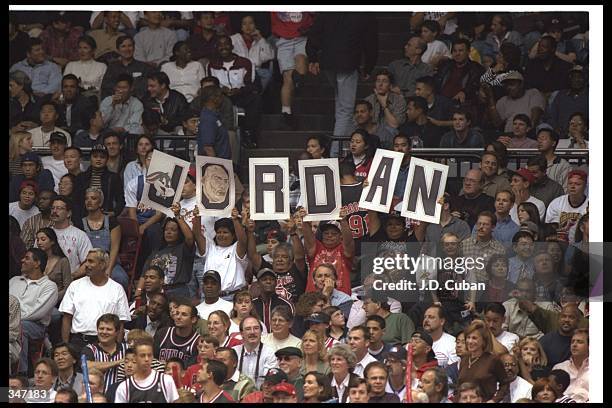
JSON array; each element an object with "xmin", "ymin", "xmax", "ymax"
[
  {"xmin": 412, "ymin": 328, "xmax": 434, "ymax": 347},
  {"xmin": 305, "ymin": 312, "xmax": 330, "ymax": 325},
  {"xmin": 263, "ymin": 368, "xmax": 288, "ymax": 385},
  {"xmin": 49, "ymin": 131, "xmax": 68, "ymax": 144},
  {"xmin": 202, "ymin": 270, "xmax": 221, "ymax": 284},
  {"xmin": 22, "ymin": 152, "xmax": 42, "ymax": 165},
  {"xmin": 384, "ymin": 345, "xmax": 408, "ymax": 361},
  {"xmin": 275, "ymin": 347, "xmax": 303, "ymax": 359},
  {"xmin": 256, "ymin": 268, "xmax": 277, "ymax": 280},
  {"xmin": 91, "ymin": 144, "xmax": 109, "ymax": 156}
]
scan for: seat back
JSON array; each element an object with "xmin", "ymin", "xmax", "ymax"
[{"xmin": 117, "ymin": 216, "xmax": 143, "ymax": 297}]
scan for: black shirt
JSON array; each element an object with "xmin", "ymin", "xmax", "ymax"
[{"xmin": 260, "ymin": 259, "xmax": 305, "ymax": 304}]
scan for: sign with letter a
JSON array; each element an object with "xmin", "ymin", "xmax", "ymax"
[{"xmin": 359, "ymin": 149, "xmax": 405, "ymax": 213}]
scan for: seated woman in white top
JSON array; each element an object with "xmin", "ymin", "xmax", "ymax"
[
  {"xmin": 419, "ymin": 20, "xmax": 451, "ymax": 67},
  {"xmin": 161, "ymin": 41, "xmax": 205, "ymax": 103},
  {"xmin": 230, "ymin": 14, "xmax": 275, "ymax": 91},
  {"xmin": 63, "ymin": 35, "xmax": 107, "ymax": 100},
  {"xmin": 123, "ymin": 134, "xmax": 155, "ymax": 190}
]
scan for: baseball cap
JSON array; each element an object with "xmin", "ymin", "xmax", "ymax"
[
  {"xmin": 91, "ymin": 144, "xmax": 109, "ymax": 156},
  {"xmin": 202, "ymin": 270, "xmax": 221, "ymax": 284},
  {"xmin": 275, "ymin": 347, "xmax": 303, "ymax": 359},
  {"xmin": 320, "ymin": 220, "xmax": 341, "ymax": 232},
  {"xmin": 271, "ymin": 382, "xmax": 296, "ymax": 397},
  {"xmin": 570, "ymin": 65, "xmax": 585, "ymax": 73},
  {"xmin": 384, "ymin": 345, "xmax": 408, "ymax": 361},
  {"xmin": 512, "ymin": 168, "xmax": 536, "ymax": 184},
  {"xmin": 567, "ymin": 169, "xmax": 588, "ymax": 182},
  {"xmin": 256, "ymin": 268, "xmax": 277, "ymax": 280},
  {"xmin": 49, "ymin": 131, "xmax": 67, "ymax": 144},
  {"xmin": 305, "ymin": 312, "xmax": 330, "ymax": 325},
  {"xmin": 502, "ymin": 71, "xmax": 524, "ymax": 82},
  {"xmin": 265, "ymin": 228, "xmax": 287, "ymax": 243},
  {"xmin": 22, "ymin": 152, "xmax": 41, "ymax": 165},
  {"xmin": 263, "ymin": 368, "xmax": 288, "ymax": 385},
  {"xmin": 411, "ymin": 328, "xmax": 434, "ymax": 347}
]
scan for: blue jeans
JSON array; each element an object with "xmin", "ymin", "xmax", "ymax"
[
  {"xmin": 323, "ymin": 69, "xmax": 359, "ymax": 157},
  {"xmin": 111, "ymin": 264, "xmax": 130, "ymax": 295},
  {"xmin": 256, "ymin": 67, "xmax": 274, "ymax": 92},
  {"xmin": 19, "ymin": 320, "xmax": 46, "ymax": 375},
  {"xmin": 188, "ymin": 256, "xmax": 207, "ymax": 301}
]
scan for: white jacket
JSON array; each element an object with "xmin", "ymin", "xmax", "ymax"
[{"xmin": 230, "ymin": 33, "xmax": 275, "ymax": 68}]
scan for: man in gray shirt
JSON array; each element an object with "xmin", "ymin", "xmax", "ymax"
[
  {"xmin": 134, "ymin": 11, "xmax": 178, "ymax": 67},
  {"xmin": 9, "ymin": 248, "xmax": 58, "ymax": 375},
  {"xmin": 388, "ymin": 35, "xmax": 434, "ymax": 98}
]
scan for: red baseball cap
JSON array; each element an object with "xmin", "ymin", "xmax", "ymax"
[
  {"xmin": 187, "ymin": 165, "xmax": 196, "ymax": 180},
  {"xmin": 271, "ymin": 382, "xmax": 296, "ymax": 397},
  {"xmin": 513, "ymin": 168, "xmax": 535, "ymax": 184},
  {"xmin": 567, "ymin": 169, "xmax": 588, "ymax": 182}
]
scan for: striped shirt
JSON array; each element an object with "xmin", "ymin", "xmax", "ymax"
[
  {"xmin": 82, "ymin": 342, "xmax": 128, "ymax": 392},
  {"xmin": 89, "ymin": 168, "xmax": 104, "ymax": 191}
]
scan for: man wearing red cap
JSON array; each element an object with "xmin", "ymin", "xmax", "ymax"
[
  {"xmin": 271, "ymin": 381, "xmax": 298, "ymax": 403},
  {"xmin": 509, "ymin": 168, "xmax": 546, "ymax": 225},
  {"xmin": 545, "ymin": 170, "xmax": 588, "ymax": 244}
]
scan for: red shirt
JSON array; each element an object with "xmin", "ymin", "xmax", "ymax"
[
  {"xmin": 306, "ymin": 240, "xmax": 353, "ymax": 295},
  {"xmin": 182, "ymin": 361, "xmax": 203, "ymax": 392},
  {"xmin": 271, "ymin": 12, "xmax": 314, "ymax": 39},
  {"xmin": 241, "ymin": 391, "xmax": 264, "ymax": 403},
  {"xmin": 355, "ymin": 157, "xmax": 373, "ymax": 181}
]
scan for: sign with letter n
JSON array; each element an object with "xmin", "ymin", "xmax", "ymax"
[{"xmin": 400, "ymin": 157, "xmax": 448, "ymax": 224}]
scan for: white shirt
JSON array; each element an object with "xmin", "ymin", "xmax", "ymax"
[
  {"xmin": 347, "ymin": 296, "xmax": 402, "ymax": 329},
  {"xmin": 41, "ymin": 156, "xmax": 69, "ymax": 192},
  {"xmin": 509, "ymin": 196, "xmax": 546, "ymax": 224},
  {"xmin": 9, "ymin": 275, "xmax": 58, "ymax": 326},
  {"xmin": 114, "ymin": 370, "xmax": 179, "ymax": 403},
  {"xmin": 496, "ymin": 330, "xmax": 520, "ymax": 354},
  {"xmin": 385, "ymin": 381, "xmax": 407, "ymax": 402},
  {"xmin": 232, "ymin": 342, "xmax": 277, "ymax": 389},
  {"xmin": 179, "ymin": 196, "xmax": 217, "ymax": 244},
  {"xmin": 161, "ymin": 61, "xmax": 205, "ymax": 102},
  {"xmin": 64, "ymin": 59, "xmax": 107, "ymax": 92},
  {"xmin": 509, "ymin": 375, "xmax": 533, "ymax": 402},
  {"xmin": 353, "ymin": 352, "xmax": 378, "ymax": 378},
  {"xmin": 59, "ymin": 276, "xmax": 131, "ymax": 335},
  {"xmin": 331, "ymin": 374, "xmax": 351, "ymax": 402},
  {"xmin": 552, "ymin": 357, "xmax": 589, "ymax": 402},
  {"xmin": 123, "ymin": 161, "xmax": 145, "ymax": 191},
  {"xmin": 52, "ymin": 225, "xmax": 93, "ymax": 271},
  {"xmin": 195, "ymin": 298, "xmax": 233, "ymax": 320},
  {"xmin": 432, "ymin": 332, "xmax": 459, "ymax": 368},
  {"xmin": 29, "ymin": 126, "xmax": 71, "ymax": 149},
  {"xmin": 545, "ymin": 194, "xmax": 589, "ymax": 244},
  {"xmin": 203, "ymin": 240, "xmax": 248, "ymax": 293},
  {"xmin": 9, "ymin": 202, "xmax": 40, "ymax": 228},
  {"xmin": 261, "ymin": 333, "xmax": 302, "ymax": 352}
]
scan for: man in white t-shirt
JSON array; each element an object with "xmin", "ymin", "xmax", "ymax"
[
  {"xmin": 49, "ymin": 196, "xmax": 92, "ymax": 276},
  {"xmin": 59, "ymin": 248, "xmax": 131, "ymax": 352},
  {"xmin": 41, "ymin": 132, "xmax": 70, "ymax": 193},
  {"xmin": 509, "ymin": 168, "xmax": 546, "ymax": 224},
  {"xmin": 195, "ymin": 270, "xmax": 233, "ymax": 320},
  {"xmin": 422, "ymin": 305, "xmax": 458, "ymax": 368},
  {"xmin": 9, "ymin": 181, "xmax": 40, "ymax": 228},
  {"xmin": 545, "ymin": 170, "xmax": 589, "ymax": 244},
  {"xmin": 484, "ymin": 303, "xmax": 519, "ymax": 354}
]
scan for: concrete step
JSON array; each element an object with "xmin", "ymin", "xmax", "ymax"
[
  {"xmin": 376, "ymin": 16, "xmax": 412, "ymax": 32},
  {"xmin": 260, "ymin": 114, "xmax": 334, "ymax": 131},
  {"xmin": 291, "ymin": 82, "xmax": 376, "ymax": 98},
  {"xmin": 257, "ymin": 130, "xmax": 323, "ymax": 149},
  {"xmin": 238, "ymin": 147, "xmax": 305, "ymax": 181},
  {"xmin": 292, "ymin": 97, "xmax": 335, "ymax": 114}
]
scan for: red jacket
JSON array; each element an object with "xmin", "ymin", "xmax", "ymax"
[{"xmin": 271, "ymin": 12, "xmax": 314, "ymax": 39}]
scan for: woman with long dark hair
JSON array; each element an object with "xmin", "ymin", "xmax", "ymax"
[
  {"xmin": 36, "ymin": 227, "xmax": 72, "ymax": 302},
  {"xmin": 345, "ymin": 129, "xmax": 377, "ymax": 182},
  {"xmin": 123, "ymin": 134, "xmax": 155, "ymax": 189}
]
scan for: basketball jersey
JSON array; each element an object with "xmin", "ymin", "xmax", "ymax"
[
  {"xmin": 124, "ymin": 371, "xmax": 173, "ymax": 403},
  {"xmin": 199, "ymin": 389, "xmax": 234, "ymax": 403},
  {"xmin": 157, "ymin": 327, "xmax": 201, "ymax": 366}
]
